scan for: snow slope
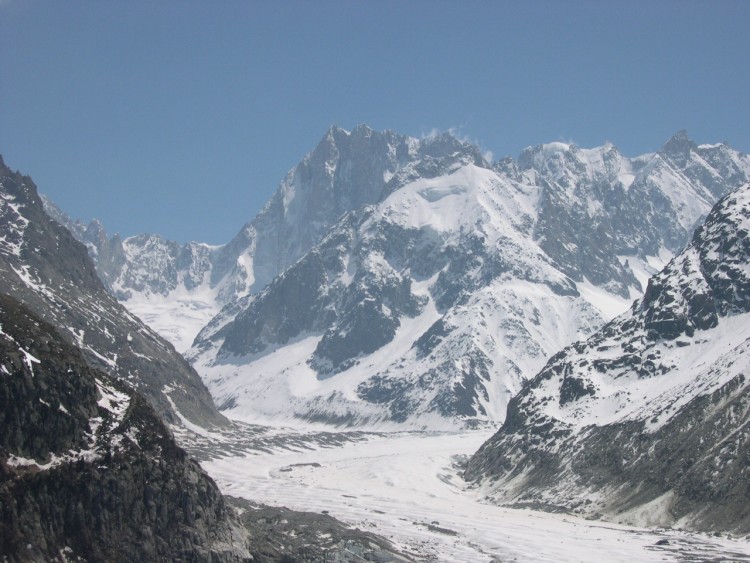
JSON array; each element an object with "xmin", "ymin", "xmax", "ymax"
[{"xmin": 118, "ymin": 280, "xmax": 221, "ymax": 353}]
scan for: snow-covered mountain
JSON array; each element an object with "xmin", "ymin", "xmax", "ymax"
[
  {"xmin": 464, "ymin": 182, "xmax": 750, "ymax": 533},
  {"xmin": 186, "ymin": 128, "xmax": 750, "ymax": 429},
  {"xmin": 191, "ymin": 160, "xmax": 617, "ymax": 428},
  {"xmin": 46, "ymin": 127, "xmax": 750, "ymax": 428},
  {"xmin": 0, "ymin": 156, "xmax": 226, "ymax": 428}
]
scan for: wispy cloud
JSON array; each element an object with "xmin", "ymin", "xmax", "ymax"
[
  {"xmin": 420, "ymin": 127, "xmax": 441, "ymax": 141},
  {"xmin": 420, "ymin": 126, "xmax": 496, "ymax": 163}
]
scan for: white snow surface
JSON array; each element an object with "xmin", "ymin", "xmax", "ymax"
[
  {"xmin": 202, "ymin": 425, "xmax": 750, "ymax": 562},
  {"xmin": 368, "ymin": 164, "xmax": 539, "ymax": 237},
  {"xmin": 7, "ymin": 448, "xmax": 100, "ymax": 471},
  {"xmin": 120, "ymin": 283, "xmax": 221, "ymax": 353}
]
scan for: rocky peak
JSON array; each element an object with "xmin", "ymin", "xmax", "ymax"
[
  {"xmin": 492, "ymin": 155, "xmax": 520, "ymax": 179},
  {"xmin": 690, "ymin": 183, "xmax": 750, "ymax": 310},
  {"xmin": 83, "ymin": 218, "xmax": 108, "ymax": 244},
  {"xmin": 419, "ymin": 131, "xmax": 487, "ymax": 165},
  {"xmin": 638, "ymin": 182, "xmax": 750, "ymax": 338},
  {"xmin": 657, "ymin": 129, "xmax": 697, "ymax": 167},
  {"xmin": 517, "ymin": 141, "xmax": 572, "ymax": 175}
]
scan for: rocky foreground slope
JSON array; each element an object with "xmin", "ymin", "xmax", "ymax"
[
  {"xmin": 464, "ymin": 183, "xmax": 750, "ymax": 534},
  {"xmin": 0, "ymin": 293, "xmax": 249, "ymax": 561}
]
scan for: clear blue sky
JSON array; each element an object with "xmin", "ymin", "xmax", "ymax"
[{"xmin": 1, "ymin": 1, "xmax": 748, "ymax": 244}]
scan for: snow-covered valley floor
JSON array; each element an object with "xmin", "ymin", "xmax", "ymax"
[{"xmin": 195, "ymin": 424, "xmax": 750, "ymax": 562}]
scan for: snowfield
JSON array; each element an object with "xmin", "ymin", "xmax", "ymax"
[
  {"xmin": 200, "ymin": 425, "xmax": 750, "ymax": 562},
  {"xmin": 120, "ymin": 283, "xmax": 221, "ymax": 353}
]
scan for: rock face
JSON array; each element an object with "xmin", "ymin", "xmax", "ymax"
[
  {"xmin": 0, "ymin": 293, "xmax": 250, "ymax": 561},
  {"xmin": 0, "ymin": 156, "xmax": 226, "ymax": 428},
  {"xmin": 187, "ymin": 129, "xmax": 750, "ymax": 429},
  {"xmin": 464, "ymin": 183, "xmax": 750, "ymax": 534}
]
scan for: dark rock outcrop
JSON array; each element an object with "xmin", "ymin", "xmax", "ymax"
[{"xmin": 0, "ymin": 293, "xmax": 249, "ymax": 561}]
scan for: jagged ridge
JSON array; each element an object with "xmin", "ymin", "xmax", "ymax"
[{"xmin": 188, "ymin": 129, "xmax": 750, "ymax": 429}]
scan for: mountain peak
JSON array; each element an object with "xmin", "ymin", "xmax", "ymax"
[
  {"xmin": 658, "ymin": 129, "xmax": 697, "ymax": 161},
  {"xmin": 417, "ymin": 130, "xmax": 488, "ymax": 168},
  {"xmin": 351, "ymin": 123, "xmax": 373, "ymax": 135},
  {"xmin": 319, "ymin": 124, "xmax": 353, "ymax": 148},
  {"xmin": 326, "ymin": 124, "xmax": 349, "ymax": 135},
  {"xmin": 517, "ymin": 141, "xmax": 589, "ymax": 178},
  {"xmin": 668, "ymin": 128, "xmax": 690, "ymax": 142}
]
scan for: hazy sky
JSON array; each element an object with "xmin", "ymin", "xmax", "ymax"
[{"xmin": 1, "ymin": 1, "xmax": 748, "ymax": 244}]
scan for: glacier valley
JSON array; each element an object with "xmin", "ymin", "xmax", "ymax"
[{"xmin": 6, "ymin": 125, "xmax": 750, "ymax": 561}]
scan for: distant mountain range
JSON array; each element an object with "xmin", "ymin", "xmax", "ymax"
[{"xmin": 47, "ymin": 126, "xmax": 750, "ymax": 428}]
